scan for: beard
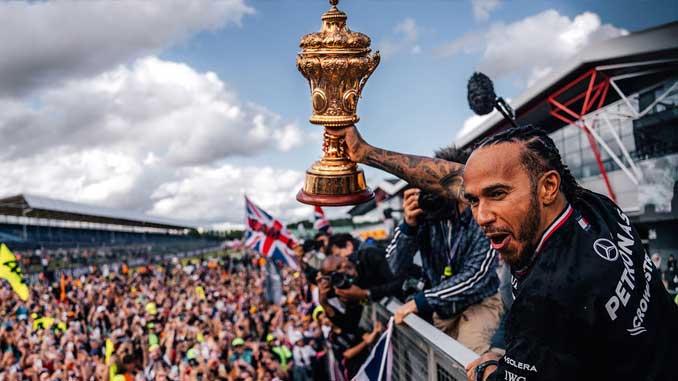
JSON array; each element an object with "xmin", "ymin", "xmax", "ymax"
[{"xmin": 507, "ymin": 189, "xmax": 541, "ymax": 269}]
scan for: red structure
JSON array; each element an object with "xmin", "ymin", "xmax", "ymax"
[{"xmin": 547, "ymin": 69, "xmax": 616, "ymax": 201}]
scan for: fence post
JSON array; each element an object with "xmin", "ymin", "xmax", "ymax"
[{"xmin": 428, "ymin": 346, "xmax": 437, "ymax": 381}]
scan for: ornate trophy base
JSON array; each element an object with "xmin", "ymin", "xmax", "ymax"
[
  {"xmin": 296, "ymin": 167, "xmax": 374, "ymax": 206},
  {"xmin": 296, "ymin": 132, "xmax": 374, "ymax": 206}
]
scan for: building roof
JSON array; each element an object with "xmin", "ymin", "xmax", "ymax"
[
  {"xmin": 0, "ymin": 194, "xmax": 197, "ymax": 230},
  {"xmin": 456, "ymin": 21, "xmax": 678, "ymax": 148},
  {"xmin": 376, "ymin": 178, "xmax": 408, "ymax": 196}
]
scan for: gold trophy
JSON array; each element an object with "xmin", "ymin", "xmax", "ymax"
[{"xmin": 296, "ymin": 0, "xmax": 380, "ymax": 206}]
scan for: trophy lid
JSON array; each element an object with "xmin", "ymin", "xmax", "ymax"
[{"xmin": 299, "ymin": 0, "xmax": 371, "ymax": 53}]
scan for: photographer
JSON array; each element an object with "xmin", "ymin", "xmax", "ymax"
[
  {"xmin": 387, "ymin": 146, "xmax": 502, "ymax": 355},
  {"xmin": 316, "ymin": 255, "xmax": 365, "ymax": 332},
  {"xmin": 316, "ymin": 255, "xmax": 384, "ymax": 379},
  {"xmin": 326, "ymin": 233, "xmax": 405, "ymax": 306}
]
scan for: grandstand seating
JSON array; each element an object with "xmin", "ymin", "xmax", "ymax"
[
  {"xmin": 0, "ymin": 194, "xmax": 224, "ymax": 275},
  {"xmin": 0, "ymin": 223, "xmax": 213, "ymax": 249},
  {"xmin": 0, "ymin": 230, "xmax": 23, "ymax": 243}
]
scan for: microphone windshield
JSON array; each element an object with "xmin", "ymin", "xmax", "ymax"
[{"xmin": 467, "ymin": 72, "xmax": 496, "ymax": 115}]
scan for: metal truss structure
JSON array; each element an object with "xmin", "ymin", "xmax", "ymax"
[{"xmin": 547, "ymin": 59, "xmax": 678, "ymax": 202}]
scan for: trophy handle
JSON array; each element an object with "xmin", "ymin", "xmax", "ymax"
[{"xmin": 358, "ymin": 51, "xmax": 381, "ymax": 97}]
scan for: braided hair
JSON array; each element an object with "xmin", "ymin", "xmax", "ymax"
[{"xmin": 474, "ymin": 125, "xmax": 582, "ymax": 203}]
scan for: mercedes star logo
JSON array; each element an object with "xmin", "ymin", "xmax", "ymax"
[{"xmin": 593, "ymin": 238, "xmax": 619, "ymax": 262}]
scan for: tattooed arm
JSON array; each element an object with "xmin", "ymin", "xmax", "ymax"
[{"xmin": 336, "ymin": 126, "xmax": 465, "ymax": 201}]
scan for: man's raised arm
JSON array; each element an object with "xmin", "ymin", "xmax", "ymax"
[{"xmin": 336, "ymin": 126, "xmax": 465, "ymax": 201}]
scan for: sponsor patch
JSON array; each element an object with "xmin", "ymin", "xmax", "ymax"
[
  {"xmin": 505, "ymin": 370, "xmax": 527, "ymax": 381},
  {"xmin": 593, "ymin": 238, "xmax": 619, "ymax": 262},
  {"xmin": 505, "ymin": 356, "xmax": 537, "ymax": 372},
  {"xmin": 577, "ymin": 216, "xmax": 591, "ymax": 231}
]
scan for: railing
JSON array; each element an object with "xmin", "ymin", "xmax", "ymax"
[{"xmin": 363, "ymin": 299, "xmax": 478, "ymax": 381}]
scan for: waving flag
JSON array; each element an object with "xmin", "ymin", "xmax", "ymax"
[
  {"xmin": 352, "ymin": 319, "xmax": 394, "ymax": 381},
  {"xmin": 0, "ymin": 244, "xmax": 29, "ymax": 301},
  {"xmin": 244, "ymin": 197, "xmax": 299, "ymax": 270},
  {"xmin": 313, "ymin": 206, "xmax": 333, "ymax": 234},
  {"xmin": 264, "ymin": 258, "xmax": 283, "ymax": 305}
]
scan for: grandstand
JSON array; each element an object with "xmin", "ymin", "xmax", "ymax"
[{"xmin": 0, "ymin": 194, "xmax": 220, "ymax": 272}]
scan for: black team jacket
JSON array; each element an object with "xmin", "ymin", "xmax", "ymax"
[{"xmin": 488, "ymin": 190, "xmax": 678, "ymax": 381}]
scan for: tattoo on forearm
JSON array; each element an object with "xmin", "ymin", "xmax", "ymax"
[{"xmin": 363, "ymin": 146, "xmax": 465, "ymax": 200}]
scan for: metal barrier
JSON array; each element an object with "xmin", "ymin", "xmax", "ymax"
[{"xmin": 364, "ymin": 299, "xmax": 478, "ymax": 381}]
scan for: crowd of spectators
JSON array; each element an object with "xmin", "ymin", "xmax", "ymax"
[
  {"xmin": 0, "ymin": 250, "xmax": 348, "ymax": 381},
  {"xmin": 5, "ymin": 228, "xmax": 677, "ymax": 381},
  {"xmin": 7, "ymin": 208, "xmax": 674, "ymax": 381},
  {"xmin": 1, "ymin": 223, "xmax": 673, "ymax": 381},
  {"xmin": 3, "ymin": 215, "xmax": 504, "ymax": 381},
  {"xmin": 18, "ymin": 246, "xmax": 158, "ymax": 275}
]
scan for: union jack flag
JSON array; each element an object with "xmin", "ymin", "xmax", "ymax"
[
  {"xmin": 313, "ymin": 206, "xmax": 333, "ymax": 234},
  {"xmin": 244, "ymin": 197, "xmax": 299, "ymax": 270}
]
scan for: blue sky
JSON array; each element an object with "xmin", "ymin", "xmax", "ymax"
[
  {"xmin": 0, "ymin": 0, "xmax": 676, "ymax": 226},
  {"xmin": 159, "ymin": 0, "xmax": 677, "ymax": 194},
  {"xmin": 163, "ymin": 0, "xmax": 677, "ymax": 168}
]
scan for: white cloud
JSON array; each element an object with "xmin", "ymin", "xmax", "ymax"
[
  {"xmin": 379, "ymin": 18, "xmax": 422, "ymax": 58},
  {"xmin": 0, "ymin": 1, "xmax": 374, "ymax": 227},
  {"xmin": 480, "ymin": 11, "xmax": 627, "ymax": 85},
  {"xmin": 0, "ymin": 57, "xmax": 312, "ymax": 225},
  {"xmin": 434, "ymin": 31, "xmax": 484, "ymax": 57},
  {"xmin": 1, "ymin": 57, "xmax": 307, "ymax": 165},
  {"xmin": 438, "ymin": 10, "xmax": 627, "ymax": 86},
  {"xmin": 0, "ymin": 148, "xmax": 143, "ymax": 207},
  {"xmin": 457, "ymin": 112, "xmax": 493, "ymax": 140},
  {"xmin": 456, "ymin": 97, "xmax": 513, "ymax": 140},
  {"xmin": 394, "ymin": 18, "xmax": 418, "ymax": 43},
  {"xmin": 0, "ymin": 0, "xmax": 254, "ymax": 97},
  {"xmin": 149, "ymin": 165, "xmax": 307, "ymax": 224},
  {"xmin": 472, "ymin": 0, "xmax": 501, "ymax": 21}
]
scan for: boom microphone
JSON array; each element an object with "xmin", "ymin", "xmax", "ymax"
[
  {"xmin": 467, "ymin": 72, "xmax": 518, "ymax": 127},
  {"xmin": 467, "ymin": 72, "xmax": 496, "ymax": 115}
]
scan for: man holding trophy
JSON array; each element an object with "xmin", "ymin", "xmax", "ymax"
[
  {"xmin": 296, "ymin": 1, "xmax": 678, "ymax": 380},
  {"xmin": 335, "ymin": 118, "xmax": 678, "ymax": 380}
]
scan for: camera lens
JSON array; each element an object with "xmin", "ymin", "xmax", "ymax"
[
  {"xmin": 330, "ymin": 272, "xmax": 351, "ymax": 289},
  {"xmin": 418, "ymin": 192, "xmax": 442, "ymax": 212},
  {"xmin": 418, "ymin": 192, "xmax": 454, "ymax": 220}
]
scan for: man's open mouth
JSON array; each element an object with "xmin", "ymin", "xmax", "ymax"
[{"xmin": 487, "ymin": 233, "xmax": 510, "ymax": 251}]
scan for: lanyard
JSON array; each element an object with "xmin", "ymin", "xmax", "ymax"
[{"xmin": 444, "ymin": 221, "xmax": 463, "ymax": 278}]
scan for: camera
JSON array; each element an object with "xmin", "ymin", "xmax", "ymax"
[
  {"xmin": 323, "ymin": 271, "xmax": 354, "ymax": 289},
  {"xmin": 401, "ymin": 277, "xmax": 426, "ymax": 295},
  {"xmin": 418, "ymin": 191, "xmax": 454, "ymax": 221}
]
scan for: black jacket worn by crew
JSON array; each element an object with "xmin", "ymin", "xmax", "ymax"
[{"xmin": 489, "ymin": 190, "xmax": 678, "ymax": 381}]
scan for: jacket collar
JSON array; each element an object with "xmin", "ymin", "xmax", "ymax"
[{"xmin": 514, "ymin": 204, "xmax": 573, "ymax": 278}]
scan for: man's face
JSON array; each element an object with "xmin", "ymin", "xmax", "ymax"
[{"xmin": 463, "ymin": 142, "xmax": 541, "ymax": 266}]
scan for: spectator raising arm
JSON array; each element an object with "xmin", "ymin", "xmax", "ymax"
[{"xmin": 386, "ymin": 188, "xmax": 423, "ymax": 276}]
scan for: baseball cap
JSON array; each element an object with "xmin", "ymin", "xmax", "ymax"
[{"xmin": 231, "ymin": 337, "xmax": 245, "ymax": 347}]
